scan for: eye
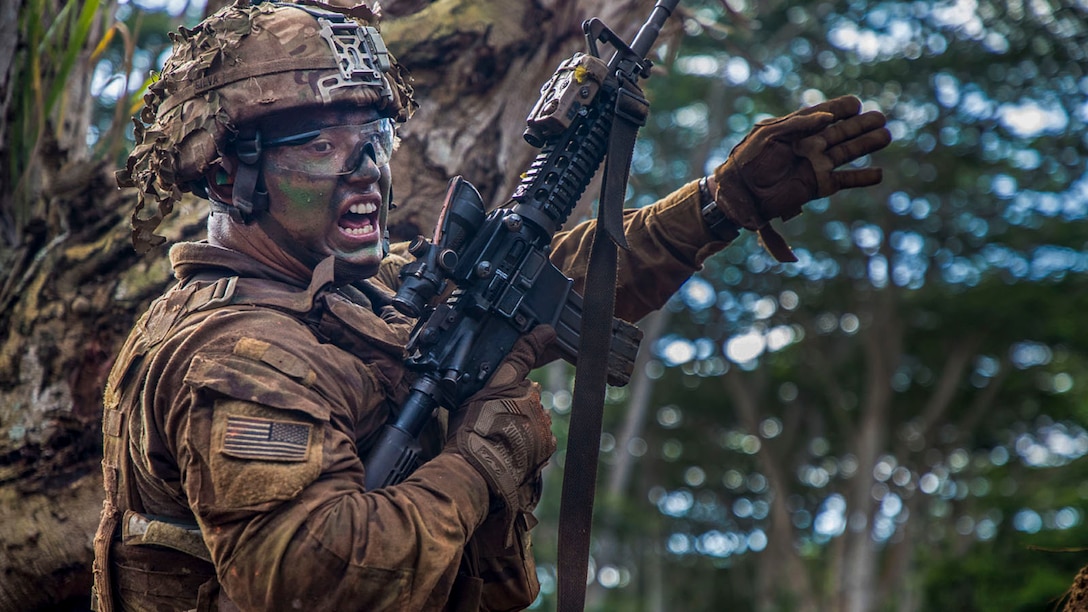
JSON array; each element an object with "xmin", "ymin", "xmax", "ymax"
[{"xmin": 304, "ymin": 139, "xmax": 337, "ymax": 155}]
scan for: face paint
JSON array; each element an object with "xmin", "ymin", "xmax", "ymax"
[{"xmin": 257, "ymin": 107, "xmax": 393, "ymax": 280}]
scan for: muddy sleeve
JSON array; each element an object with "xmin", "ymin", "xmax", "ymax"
[
  {"xmin": 549, "ymin": 179, "xmax": 733, "ymax": 322},
  {"xmin": 163, "ymin": 311, "xmax": 490, "ymax": 610}
]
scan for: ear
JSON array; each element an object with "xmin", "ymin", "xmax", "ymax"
[{"xmin": 203, "ymin": 158, "xmax": 236, "ymax": 204}]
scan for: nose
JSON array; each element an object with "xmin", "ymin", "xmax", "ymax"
[{"xmin": 343, "ymin": 143, "xmax": 382, "ymax": 183}]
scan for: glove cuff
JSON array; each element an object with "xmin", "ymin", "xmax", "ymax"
[
  {"xmin": 713, "ymin": 163, "xmax": 799, "ymax": 263},
  {"xmin": 699, "ymin": 176, "xmax": 740, "ymax": 242},
  {"xmin": 712, "ymin": 161, "xmax": 768, "ymax": 231}
]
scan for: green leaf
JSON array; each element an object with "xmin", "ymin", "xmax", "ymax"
[{"xmin": 45, "ymin": 0, "xmax": 102, "ymax": 116}]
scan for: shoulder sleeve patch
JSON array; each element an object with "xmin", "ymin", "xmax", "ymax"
[
  {"xmin": 222, "ymin": 415, "xmax": 312, "ymax": 462},
  {"xmin": 208, "ymin": 400, "xmax": 324, "ymax": 509}
]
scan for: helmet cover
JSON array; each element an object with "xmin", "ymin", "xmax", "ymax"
[{"xmin": 117, "ymin": 0, "xmax": 416, "ymax": 253}]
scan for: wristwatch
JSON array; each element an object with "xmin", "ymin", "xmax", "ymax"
[{"xmin": 699, "ymin": 176, "xmax": 741, "ymax": 242}]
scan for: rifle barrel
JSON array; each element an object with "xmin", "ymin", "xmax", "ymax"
[{"xmin": 630, "ymin": 0, "xmax": 680, "ymax": 58}]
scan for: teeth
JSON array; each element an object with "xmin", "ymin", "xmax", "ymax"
[
  {"xmin": 348, "ymin": 203, "xmax": 377, "ymax": 214},
  {"xmin": 342, "ymin": 223, "xmax": 374, "ymax": 236}
]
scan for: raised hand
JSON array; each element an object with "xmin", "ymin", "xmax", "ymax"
[{"xmin": 712, "ymin": 95, "xmax": 892, "ymax": 262}]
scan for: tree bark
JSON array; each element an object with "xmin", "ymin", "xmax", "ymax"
[{"xmin": 0, "ymin": 1, "xmax": 654, "ymax": 610}]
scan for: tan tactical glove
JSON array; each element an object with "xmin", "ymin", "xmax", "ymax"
[
  {"xmin": 712, "ymin": 95, "xmax": 892, "ymax": 262},
  {"xmin": 448, "ymin": 325, "xmax": 557, "ymax": 545}
]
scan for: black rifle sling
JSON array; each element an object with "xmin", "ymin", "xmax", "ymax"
[{"xmin": 557, "ymin": 77, "xmax": 647, "ymax": 612}]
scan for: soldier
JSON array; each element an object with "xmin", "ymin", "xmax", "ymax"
[{"xmin": 95, "ymin": 2, "xmax": 891, "ymax": 611}]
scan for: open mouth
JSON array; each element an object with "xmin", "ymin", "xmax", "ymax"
[{"xmin": 338, "ymin": 202, "xmax": 379, "ymax": 237}]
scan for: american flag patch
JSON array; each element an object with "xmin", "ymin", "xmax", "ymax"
[{"xmin": 222, "ymin": 416, "xmax": 311, "ymax": 462}]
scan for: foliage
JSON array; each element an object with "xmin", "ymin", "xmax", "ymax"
[
  {"xmin": 6, "ymin": 0, "xmax": 101, "ymax": 242},
  {"xmin": 529, "ymin": 0, "xmax": 1088, "ymax": 610},
  {"xmin": 84, "ymin": 2, "xmax": 207, "ymax": 163},
  {"xmin": 2, "ymin": 0, "xmax": 201, "ymax": 250}
]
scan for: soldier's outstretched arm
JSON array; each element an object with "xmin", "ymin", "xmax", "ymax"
[{"xmin": 549, "ymin": 95, "xmax": 891, "ymax": 320}]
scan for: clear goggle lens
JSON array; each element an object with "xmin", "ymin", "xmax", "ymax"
[{"xmin": 262, "ymin": 118, "xmax": 395, "ymax": 176}]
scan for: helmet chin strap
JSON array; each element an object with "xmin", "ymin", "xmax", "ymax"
[
  {"xmin": 381, "ymin": 185, "xmax": 393, "ymax": 257},
  {"xmin": 231, "ymin": 128, "xmax": 269, "ymax": 223}
]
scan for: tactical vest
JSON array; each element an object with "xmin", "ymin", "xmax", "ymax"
[{"xmin": 91, "ymin": 258, "xmax": 433, "ymax": 612}]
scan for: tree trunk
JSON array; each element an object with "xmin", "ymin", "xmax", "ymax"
[
  {"xmin": 0, "ymin": 1, "xmax": 655, "ymax": 610},
  {"xmin": 724, "ymin": 368, "xmax": 819, "ymax": 612},
  {"xmin": 841, "ymin": 288, "xmax": 900, "ymax": 612}
]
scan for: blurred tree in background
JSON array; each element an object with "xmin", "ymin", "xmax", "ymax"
[
  {"xmin": 531, "ymin": 1, "xmax": 1088, "ymax": 611},
  {"xmin": 3, "ymin": 0, "xmax": 1088, "ymax": 611}
]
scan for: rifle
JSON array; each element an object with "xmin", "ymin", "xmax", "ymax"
[{"xmin": 363, "ymin": 1, "xmax": 680, "ymax": 492}]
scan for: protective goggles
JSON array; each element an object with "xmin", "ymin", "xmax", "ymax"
[{"xmin": 261, "ymin": 118, "xmax": 396, "ymax": 176}]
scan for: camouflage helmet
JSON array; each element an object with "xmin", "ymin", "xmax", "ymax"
[{"xmin": 117, "ymin": 0, "xmax": 416, "ymax": 254}]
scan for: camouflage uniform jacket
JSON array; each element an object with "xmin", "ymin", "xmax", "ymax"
[{"xmin": 93, "ymin": 180, "xmax": 728, "ymax": 611}]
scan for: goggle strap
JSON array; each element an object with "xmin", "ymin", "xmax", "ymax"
[{"xmin": 263, "ymin": 129, "xmax": 322, "ymax": 147}]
